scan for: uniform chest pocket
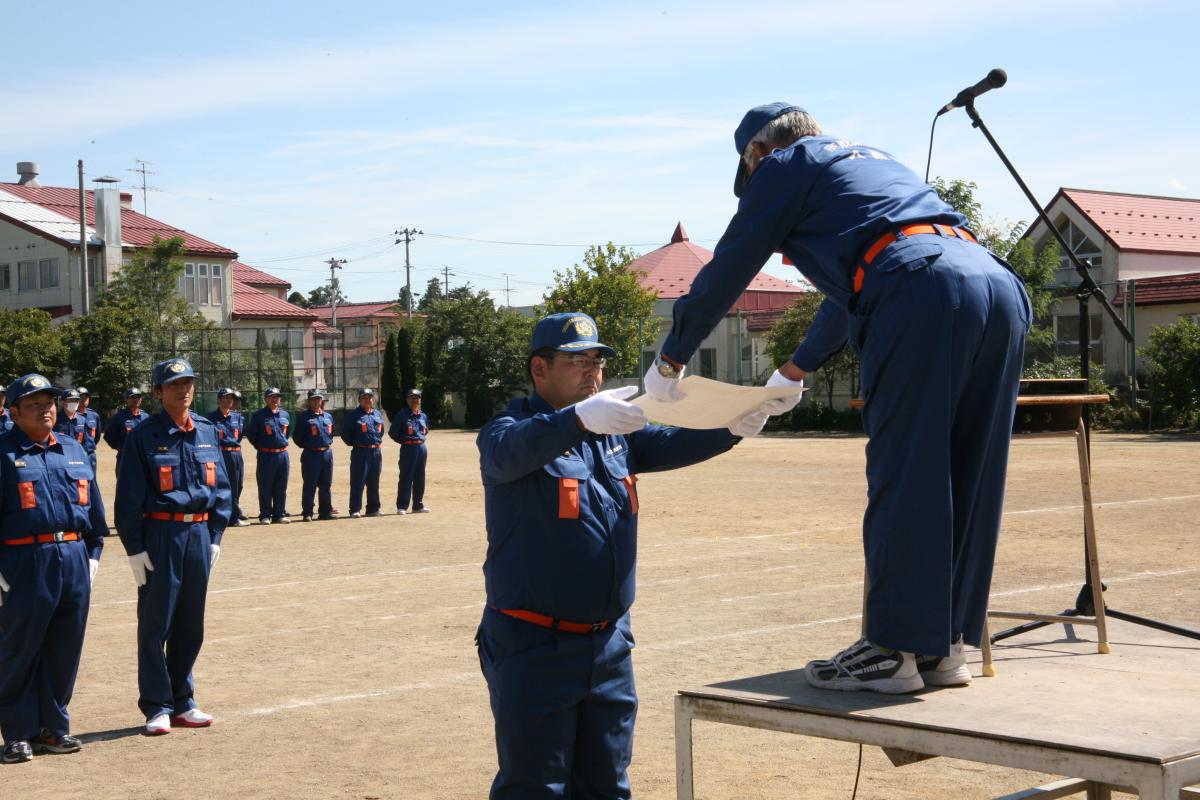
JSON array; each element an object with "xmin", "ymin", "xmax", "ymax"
[
  {"xmin": 14, "ymin": 468, "xmax": 46, "ymax": 510},
  {"xmin": 602, "ymin": 456, "xmax": 639, "ymax": 515},
  {"xmin": 543, "ymin": 457, "xmax": 592, "ymax": 520},
  {"xmin": 65, "ymin": 465, "xmax": 92, "ymax": 505},
  {"xmin": 310, "ymin": 423, "xmax": 319, "ymax": 435},
  {"xmin": 194, "ymin": 452, "xmax": 219, "ymax": 487},
  {"xmin": 360, "ymin": 421, "xmax": 368, "ymax": 432},
  {"xmin": 153, "ymin": 454, "xmax": 180, "ymax": 492},
  {"xmin": 265, "ymin": 423, "xmax": 274, "ymax": 435},
  {"xmin": 326, "ymin": 422, "xmax": 333, "ymax": 434}
]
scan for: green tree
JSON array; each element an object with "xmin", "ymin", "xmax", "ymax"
[
  {"xmin": 288, "ymin": 291, "xmax": 310, "ymax": 308},
  {"xmin": 539, "ymin": 242, "xmax": 659, "ymax": 378},
  {"xmin": 1141, "ymin": 317, "xmax": 1200, "ymax": 428},
  {"xmin": 421, "ymin": 326, "xmax": 447, "ymax": 426},
  {"xmin": 307, "ymin": 284, "xmax": 346, "ymax": 307},
  {"xmin": 417, "ymin": 277, "xmax": 443, "ymax": 312},
  {"xmin": 0, "ymin": 308, "xmax": 68, "ymax": 380},
  {"xmin": 398, "ymin": 286, "xmax": 417, "ymax": 316},
  {"xmin": 380, "ymin": 332, "xmax": 402, "ymax": 416},
  {"xmin": 764, "ymin": 294, "xmax": 859, "ymax": 406},
  {"xmin": 397, "ymin": 321, "xmax": 419, "ymax": 400}
]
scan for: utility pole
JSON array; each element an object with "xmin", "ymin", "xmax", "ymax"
[
  {"xmin": 442, "ymin": 265, "xmax": 454, "ymax": 294},
  {"xmin": 502, "ymin": 273, "xmax": 512, "ymax": 306},
  {"xmin": 394, "ymin": 228, "xmax": 422, "ymax": 319},
  {"xmin": 326, "ymin": 257, "xmax": 347, "ymax": 401},
  {"xmin": 77, "ymin": 160, "xmax": 89, "ymax": 315},
  {"xmin": 126, "ymin": 159, "xmax": 158, "ymax": 215}
]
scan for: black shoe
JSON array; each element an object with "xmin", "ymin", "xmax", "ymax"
[
  {"xmin": 2, "ymin": 740, "xmax": 33, "ymax": 764},
  {"xmin": 32, "ymin": 730, "xmax": 81, "ymax": 754},
  {"xmin": 366, "ymin": 510, "xmax": 383, "ymax": 517},
  {"xmin": 318, "ymin": 512, "xmax": 339, "ymax": 520}
]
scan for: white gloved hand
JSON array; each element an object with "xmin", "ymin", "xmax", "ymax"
[
  {"xmin": 0, "ymin": 570, "xmax": 9, "ymax": 608},
  {"xmin": 210, "ymin": 544, "xmax": 221, "ymax": 567},
  {"xmin": 729, "ymin": 409, "xmax": 770, "ymax": 438},
  {"xmin": 89, "ymin": 558, "xmax": 100, "ymax": 583},
  {"xmin": 642, "ymin": 359, "xmax": 687, "ymax": 402},
  {"xmin": 575, "ymin": 386, "xmax": 647, "ymax": 435},
  {"xmin": 128, "ymin": 552, "xmax": 154, "ymax": 587},
  {"xmin": 759, "ymin": 369, "xmax": 806, "ymax": 415}
]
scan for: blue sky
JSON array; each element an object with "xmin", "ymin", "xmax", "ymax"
[{"xmin": 4, "ymin": 0, "xmax": 1197, "ymax": 306}]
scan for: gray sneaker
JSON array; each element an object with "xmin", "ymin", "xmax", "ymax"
[
  {"xmin": 2, "ymin": 740, "xmax": 33, "ymax": 764},
  {"xmin": 916, "ymin": 640, "xmax": 971, "ymax": 687},
  {"xmin": 804, "ymin": 638, "xmax": 923, "ymax": 694},
  {"xmin": 32, "ymin": 730, "xmax": 82, "ymax": 754}
]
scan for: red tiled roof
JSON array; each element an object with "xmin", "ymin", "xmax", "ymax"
[
  {"xmin": 1114, "ymin": 272, "xmax": 1200, "ymax": 307},
  {"xmin": 0, "ymin": 182, "xmax": 237, "ymax": 258},
  {"xmin": 631, "ymin": 222, "xmax": 806, "ymax": 302},
  {"xmin": 1035, "ymin": 188, "xmax": 1200, "ymax": 255},
  {"xmin": 232, "ymin": 281, "xmax": 317, "ymax": 320},
  {"xmin": 232, "ymin": 260, "xmax": 291, "ymax": 289},
  {"xmin": 309, "ymin": 301, "xmax": 401, "ymax": 321},
  {"xmin": 312, "ymin": 322, "xmax": 340, "ymax": 336}
]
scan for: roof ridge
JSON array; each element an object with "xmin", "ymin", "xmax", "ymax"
[{"xmin": 1064, "ymin": 187, "xmax": 1200, "ymax": 204}]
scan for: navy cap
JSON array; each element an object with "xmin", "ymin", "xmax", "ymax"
[
  {"xmin": 529, "ymin": 312, "xmax": 615, "ymax": 358},
  {"xmin": 152, "ymin": 357, "xmax": 195, "ymax": 387},
  {"xmin": 307, "ymin": 388, "xmax": 326, "ymax": 399},
  {"xmin": 263, "ymin": 386, "xmax": 282, "ymax": 398},
  {"xmin": 77, "ymin": 386, "xmax": 90, "ymax": 396},
  {"xmin": 232, "ymin": 390, "xmax": 244, "ymax": 400},
  {"xmin": 63, "ymin": 388, "xmax": 82, "ymax": 401},
  {"xmin": 407, "ymin": 388, "xmax": 422, "ymax": 397},
  {"xmin": 216, "ymin": 387, "xmax": 235, "ymax": 398},
  {"xmin": 7, "ymin": 374, "xmax": 63, "ymax": 405},
  {"xmin": 124, "ymin": 387, "xmax": 144, "ymax": 398},
  {"xmin": 359, "ymin": 387, "xmax": 376, "ymax": 397},
  {"xmin": 733, "ymin": 102, "xmax": 804, "ymax": 198}
]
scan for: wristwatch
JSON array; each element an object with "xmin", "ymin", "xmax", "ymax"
[{"xmin": 655, "ymin": 355, "xmax": 682, "ymax": 379}]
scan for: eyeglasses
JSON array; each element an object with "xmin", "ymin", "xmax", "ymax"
[{"xmin": 557, "ymin": 354, "xmax": 607, "ymax": 370}]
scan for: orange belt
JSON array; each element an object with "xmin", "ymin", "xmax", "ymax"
[
  {"xmin": 355, "ymin": 444, "xmax": 381, "ymax": 448},
  {"xmin": 221, "ymin": 446, "xmax": 241, "ymax": 451},
  {"xmin": 402, "ymin": 440, "xmax": 423, "ymax": 446},
  {"xmin": 494, "ymin": 607, "xmax": 610, "ymax": 634},
  {"xmin": 4, "ymin": 531, "xmax": 80, "ymax": 546},
  {"xmin": 853, "ymin": 223, "xmax": 977, "ymax": 292},
  {"xmin": 306, "ymin": 446, "xmax": 329, "ymax": 451},
  {"xmin": 259, "ymin": 447, "xmax": 287, "ymax": 453},
  {"xmin": 144, "ymin": 512, "xmax": 209, "ymax": 523}
]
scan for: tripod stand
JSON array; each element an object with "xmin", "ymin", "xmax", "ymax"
[{"xmin": 959, "ymin": 97, "xmax": 1200, "ymax": 646}]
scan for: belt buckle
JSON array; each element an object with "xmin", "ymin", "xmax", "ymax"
[
  {"xmin": 590, "ymin": 622, "xmax": 604, "ymax": 633},
  {"xmin": 53, "ymin": 531, "xmax": 65, "ymax": 543}
]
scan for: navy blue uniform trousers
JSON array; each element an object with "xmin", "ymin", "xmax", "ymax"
[
  {"xmin": 256, "ymin": 451, "xmax": 289, "ymax": 520},
  {"xmin": 477, "ymin": 608, "xmax": 637, "ymax": 799},
  {"xmin": 396, "ymin": 443, "xmax": 427, "ymax": 511},
  {"xmin": 300, "ymin": 449, "xmax": 334, "ymax": 517},
  {"xmin": 136, "ymin": 520, "xmax": 210, "ymax": 719},
  {"xmin": 349, "ymin": 447, "xmax": 382, "ymax": 514},
  {"xmin": 0, "ymin": 541, "xmax": 90, "ymax": 743},
  {"xmin": 222, "ymin": 450, "xmax": 245, "ymax": 520},
  {"xmin": 854, "ymin": 238, "xmax": 1030, "ymax": 657}
]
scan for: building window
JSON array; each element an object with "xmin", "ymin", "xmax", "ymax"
[
  {"xmin": 197, "ymin": 263, "xmax": 211, "ymax": 305},
  {"xmin": 1055, "ymin": 217, "xmax": 1103, "ymax": 272},
  {"xmin": 699, "ymin": 348, "xmax": 717, "ymax": 378},
  {"xmin": 87, "ymin": 256, "xmax": 98, "ymax": 286},
  {"xmin": 288, "ymin": 329, "xmax": 304, "ymax": 362},
  {"xmin": 38, "ymin": 258, "xmax": 59, "ymax": 288},
  {"xmin": 0, "ymin": 263, "xmax": 9, "ymax": 291},
  {"xmin": 18, "ymin": 260, "xmax": 36, "ymax": 292},
  {"xmin": 211, "ymin": 263, "xmax": 224, "ymax": 306},
  {"xmin": 183, "ymin": 263, "xmax": 196, "ymax": 303},
  {"xmin": 1055, "ymin": 314, "xmax": 1103, "ymax": 363}
]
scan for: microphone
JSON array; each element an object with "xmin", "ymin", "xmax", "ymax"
[{"xmin": 937, "ymin": 68, "xmax": 1007, "ymax": 115}]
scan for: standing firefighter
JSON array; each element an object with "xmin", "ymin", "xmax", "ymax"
[
  {"xmin": 206, "ymin": 388, "xmax": 250, "ymax": 527},
  {"xmin": 0, "ymin": 374, "xmax": 107, "ymax": 764},
  {"xmin": 476, "ymin": 312, "xmax": 771, "ymax": 797},
  {"xmin": 0, "ymin": 384, "xmax": 14, "ymax": 436},
  {"xmin": 340, "ymin": 388, "xmax": 385, "ymax": 518},
  {"xmin": 293, "ymin": 388, "xmax": 338, "ymax": 522},
  {"xmin": 76, "ymin": 387, "xmax": 102, "ymax": 474},
  {"xmin": 644, "ymin": 103, "xmax": 1031, "ymax": 693},
  {"xmin": 245, "ymin": 387, "xmax": 291, "ymax": 525},
  {"xmin": 103, "ymin": 388, "xmax": 149, "ymax": 474},
  {"xmin": 388, "ymin": 388, "xmax": 429, "ymax": 515},
  {"xmin": 116, "ymin": 358, "xmax": 231, "ymax": 735}
]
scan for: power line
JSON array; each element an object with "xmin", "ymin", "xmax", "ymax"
[{"xmin": 423, "ymin": 231, "xmax": 669, "ymax": 248}]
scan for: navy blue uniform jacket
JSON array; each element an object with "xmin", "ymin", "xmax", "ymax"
[
  {"xmin": 388, "ymin": 409, "xmax": 428, "ymax": 444},
  {"xmin": 478, "ymin": 393, "xmax": 738, "ymax": 624}
]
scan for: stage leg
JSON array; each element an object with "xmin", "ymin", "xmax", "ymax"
[
  {"xmin": 1075, "ymin": 420, "xmax": 1111, "ymax": 655},
  {"xmin": 675, "ymin": 694, "xmax": 695, "ymax": 800}
]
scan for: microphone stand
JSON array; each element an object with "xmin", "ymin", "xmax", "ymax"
[{"xmin": 961, "ymin": 100, "xmax": 1200, "ymax": 645}]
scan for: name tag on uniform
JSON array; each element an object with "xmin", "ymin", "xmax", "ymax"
[
  {"xmin": 196, "ymin": 443, "xmax": 213, "ymax": 449},
  {"xmin": 606, "ymin": 444, "xmax": 624, "ymax": 456},
  {"xmin": 68, "ymin": 460, "xmax": 85, "ymax": 465}
]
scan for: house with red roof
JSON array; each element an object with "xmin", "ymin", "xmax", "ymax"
[
  {"xmin": 0, "ymin": 162, "xmax": 237, "ymax": 324},
  {"xmin": 1025, "ymin": 188, "xmax": 1200, "ymax": 384},
  {"xmin": 309, "ymin": 301, "xmax": 402, "ymax": 402},
  {"xmin": 629, "ymin": 222, "xmax": 808, "ymax": 383}
]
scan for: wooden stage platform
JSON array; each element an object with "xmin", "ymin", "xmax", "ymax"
[{"xmin": 676, "ymin": 620, "xmax": 1200, "ymax": 798}]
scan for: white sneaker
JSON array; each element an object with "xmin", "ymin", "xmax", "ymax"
[
  {"xmin": 234, "ymin": 518, "xmax": 251, "ymax": 527},
  {"xmin": 350, "ymin": 511, "xmax": 363, "ymax": 518},
  {"xmin": 171, "ymin": 708, "xmax": 213, "ymax": 728},
  {"xmin": 275, "ymin": 516, "xmax": 291, "ymax": 525},
  {"xmin": 395, "ymin": 509, "xmax": 407, "ymax": 515},
  {"xmin": 917, "ymin": 639, "xmax": 972, "ymax": 687},
  {"xmin": 413, "ymin": 507, "xmax": 430, "ymax": 513},
  {"xmin": 804, "ymin": 638, "xmax": 923, "ymax": 694},
  {"xmin": 145, "ymin": 713, "xmax": 171, "ymax": 736}
]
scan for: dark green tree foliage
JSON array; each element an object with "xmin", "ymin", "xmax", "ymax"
[
  {"xmin": 397, "ymin": 322, "xmax": 418, "ymax": 401},
  {"xmin": 0, "ymin": 308, "xmax": 68, "ymax": 381},
  {"xmin": 381, "ymin": 332, "xmax": 402, "ymax": 416},
  {"xmin": 307, "ymin": 284, "xmax": 346, "ymax": 308},
  {"xmin": 1141, "ymin": 317, "xmax": 1200, "ymax": 428},
  {"xmin": 539, "ymin": 243, "xmax": 659, "ymax": 378},
  {"xmin": 287, "ymin": 291, "xmax": 309, "ymax": 308},
  {"xmin": 417, "ymin": 277, "xmax": 443, "ymax": 312},
  {"xmin": 421, "ymin": 327, "xmax": 446, "ymax": 426}
]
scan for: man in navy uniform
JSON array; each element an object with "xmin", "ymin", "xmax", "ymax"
[
  {"xmin": 206, "ymin": 388, "xmax": 250, "ymax": 527},
  {"xmin": 116, "ymin": 357, "xmax": 231, "ymax": 735},
  {"xmin": 0, "ymin": 384, "xmax": 13, "ymax": 436},
  {"xmin": 76, "ymin": 387, "xmax": 102, "ymax": 474},
  {"xmin": 54, "ymin": 390, "xmax": 91, "ymax": 462},
  {"xmin": 245, "ymin": 387, "xmax": 291, "ymax": 525},
  {"xmin": 388, "ymin": 388, "xmax": 429, "ymax": 515},
  {"xmin": 293, "ymin": 388, "xmax": 337, "ymax": 522},
  {"xmin": 103, "ymin": 388, "xmax": 149, "ymax": 473},
  {"xmin": 477, "ymin": 312, "xmax": 768, "ymax": 798},
  {"xmin": 0, "ymin": 374, "xmax": 108, "ymax": 763},
  {"xmin": 644, "ymin": 103, "xmax": 1031, "ymax": 693},
  {"xmin": 340, "ymin": 388, "xmax": 385, "ymax": 518}
]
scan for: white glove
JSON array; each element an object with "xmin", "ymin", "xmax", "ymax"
[
  {"xmin": 642, "ymin": 359, "xmax": 686, "ymax": 402},
  {"xmin": 575, "ymin": 386, "xmax": 647, "ymax": 435},
  {"xmin": 89, "ymin": 558, "xmax": 100, "ymax": 583},
  {"xmin": 759, "ymin": 369, "xmax": 806, "ymax": 415},
  {"xmin": 0, "ymin": 570, "xmax": 8, "ymax": 608},
  {"xmin": 210, "ymin": 544, "xmax": 221, "ymax": 567},
  {"xmin": 128, "ymin": 552, "xmax": 155, "ymax": 587},
  {"xmin": 729, "ymin": 409, "xmax": 769, "ymax": 438}
]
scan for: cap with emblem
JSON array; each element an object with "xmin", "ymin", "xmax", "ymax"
[
  {"xmin": 358, "ymin": 387, "xmax": 376, "ymax": 398},
  {"xmin": 6, "ymin": 374, "xmax": 64, "ymax": 405},
  {"xmin": 124, "ymin": 387, "xmax": 144, "ymax": 398},
  {"xmin": 152, "ymin": 358, "xmax": 195, "ymax": 387},
  {"xmin": 216, "ymin": 387, "xmax": 236, "ymax": 398},
  {"xmin": 529, "ymin": 312, "xmax": 615, "ymax": 358},
  {"xmin": 307, "ymin": 388, "xmax": 326, "ymax": 400},
  {"xmin": 62, "ymin": 388, "xmax": 82, "ymax": 401},
  {"xmin": 407, "ymin": 388, "xmax": 422, "ymax": 397},
  {"xmin": 732, "ymin": 102, "xmax": 805, "ymax": 198},
  {"xmin": 263, "ymin": 386, "xmax": 282, "ymax": 398},
  {"xmin": 77, "ymin": 386, "xmax": 90, "ymax": 396}
]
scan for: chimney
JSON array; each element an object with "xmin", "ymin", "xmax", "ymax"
[
  {"xmin": 16, "ymin": 161, "xmax": 41, "ymax": 187},
  {"xmin": 120, "ymin": 191, "xmax": 133, "ymax": 210}
]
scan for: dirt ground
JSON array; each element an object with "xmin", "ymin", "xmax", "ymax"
[{"xmin": 6, "ymin": 428, "xmax": 1198, "ymax": 799}]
